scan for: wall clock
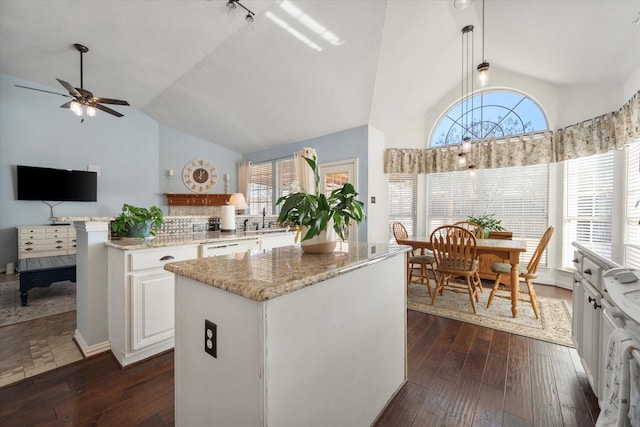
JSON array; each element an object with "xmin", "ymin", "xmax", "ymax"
[{"xmin": 182, "ymin": 159, "xmax": 218, "ymax": 193}]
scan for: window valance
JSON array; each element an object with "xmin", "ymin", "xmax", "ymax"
[{"xmin": 385, "ymin": 90, "xmax": 640, "ymax": 174}]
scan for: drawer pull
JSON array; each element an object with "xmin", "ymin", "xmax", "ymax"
[
  {"xmin": 25, "ymin": 242, "xmax": 33, "ymax": 245},
  {"xmin": 584, "ymin": 268, "xmax": 592, "ymax": 275},
  {"xmin": 592, "ymin": 301, "xmax": 602, "ymax": 310},
  {"xmin": 56, "ymin": 240, "xmax": 63, "ymax": 243},
  {"xmin": 159, "ymin": 255, "xmax": 175, "ymax": 261},
  {"xmin": 25, "ymin": 247, "xmax": 33, "ymax": 251},
  {"xmin": 55, "ymin": 245, "xmax": 62, "ymax": 249}
]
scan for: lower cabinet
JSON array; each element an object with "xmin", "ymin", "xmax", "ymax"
[
  {"xmin": 108, "ymin": 244, "xmax": 199, "ymax": 367},
  {"xmin": 259, "ymin": 232, "xmax": 296, "ymax": 251}
]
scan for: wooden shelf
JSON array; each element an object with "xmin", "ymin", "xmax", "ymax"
[{"xmin": 165, "ymin": 194, "xmax": 231, "ymax": 207}]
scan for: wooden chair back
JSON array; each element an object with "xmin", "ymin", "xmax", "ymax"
[
  {"xmin": 452, "ymin": 221, "xmax": 484, "ymax": 239},
  {"xmin": 392, "ymin": 222, "xmax": 409, "ymax": 243},
  {"xmin": 430, "ymin": 225, "xmax": 477, "ymax": 274},
  {"xmin": 524, "ymin": 226, "xmax": 554, "ymax": 278}
]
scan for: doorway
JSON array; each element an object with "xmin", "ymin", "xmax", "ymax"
[{"xmin": 319, "ymin": 159, "xmax": 358, "ymax": 243}]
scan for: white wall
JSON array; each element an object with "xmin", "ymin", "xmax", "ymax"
[
  {"xmin": 367, "ymin": 126, "xmax": 387, "ymax": 243},
  {"xmin": 624, "ymin": 64, "xmax": 640, "ymax": 101}
]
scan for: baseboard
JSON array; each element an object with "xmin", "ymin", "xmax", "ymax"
[{"xmin": 74, "ymin": 329, "xmax": 111, "ymax": 357}]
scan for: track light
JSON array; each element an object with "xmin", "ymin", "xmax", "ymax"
[{"xmin": 225, "ymin": 0, "xmax": 255, "ymax": 22}]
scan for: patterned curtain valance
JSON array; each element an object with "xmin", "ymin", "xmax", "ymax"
[{"xmin": 385, "ymin": 90, "xmax": 640, "ymax": 174}]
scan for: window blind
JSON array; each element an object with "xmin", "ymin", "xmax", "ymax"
[
  {"xmin": 276, "ymin": 159, "xmax": 296, "ymax": 202},
  {"xmin": 388, "ymin": 174, "xmax": 417, "ymax": 242},
  {"xmin": 563, "ymin": 151, "xmax": 614, "ymax": 266},
  {"xmin": 249, "ymin": 162, "xmax": 273, "ymax": 215},
  {"xmin": 427, "ymin": 164, "xmax": 549, "ymax": 266},
  {"xmin": 625, "ymin": 142, "xmax": 640, "ymax": 268}
]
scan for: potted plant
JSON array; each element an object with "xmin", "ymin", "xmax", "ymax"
[
  {"xmin": 467, "ymin": 213, "xmax": 505, "ymax": 238},
  {"xmin": 112, "ymin": 204, "xmax": 164, "ymax": 238},
  {"xmin": 276, "ymin": 149, "xmax": 365, "ymax": 253}
]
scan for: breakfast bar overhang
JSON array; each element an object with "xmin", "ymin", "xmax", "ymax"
[{"xmin": 165, "ymin": 242, "xmax": 409, "ymax": 427}]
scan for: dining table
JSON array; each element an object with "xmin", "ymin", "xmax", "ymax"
[{"xmin": 396, "ymin": 236, "xmax": 528, "ymax": 318}]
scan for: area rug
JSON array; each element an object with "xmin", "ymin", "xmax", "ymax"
[
  {"xmin": 0, "ymin": 280, "xmax": 76, "ymax": 327},
  {"xmin": 407, "ymin": 283, "xmax": 573, "ymax": 347}
]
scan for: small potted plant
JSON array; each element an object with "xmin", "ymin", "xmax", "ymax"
[
  {"xmin": 467, "ymin": 213, "xmax": 505, "ymax": 238},
  {"xmin": 276, "ymin": 149, "xmax": 365, "ymax": 253},
  {"xmin": 112, "ymin": 204, "xmax": 164, "ymax": 238}
]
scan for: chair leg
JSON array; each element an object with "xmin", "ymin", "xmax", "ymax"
[
  {"xmin": 526, "ymin": 278, "xmax": 540, "ymax": 319},
  {"xmin": 467, "ymin": 277, "xmax": 477, "ymax": 314},
  {"xmin": 421, "ymin": 264, "xmax": 433, "ymax": 298},
  {"xmin": 431, "ymin": 274, "xmax": 447, "ymax": 306},
  {"xmin": 486, "ymin": 273, "xmax": 502, "ymax": 308}
]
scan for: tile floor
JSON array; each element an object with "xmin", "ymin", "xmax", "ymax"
[{"xmin": 0, "ymin": 273, "xmax": 82, "ymax": 388}]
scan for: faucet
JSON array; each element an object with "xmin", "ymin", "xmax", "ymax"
[
  {"xmin": 262, "ymin": 207, "xmax": 266, "ymax": 229},
  {"xmin": 243, "ymin": 218, "xmax": 249, "ymax": 232}
]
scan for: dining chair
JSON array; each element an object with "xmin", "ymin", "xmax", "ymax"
[
  {"xmin": 453, "ymin": 221, "xmax": 484, "ymax": 239},
  {"xmin": 392, "ymin": 222, "xmax": 435, "ymax": 296},
  {"xmin": 430, "ymin": 225, "xmax": 482, "ymax": 314},
  {"xmin": 450, "ymin": 221, "xmax": 484, "ymax": 293},
  {"xmin": 486, "ymin": 226, "xmax": 555, "ymax": 319}
]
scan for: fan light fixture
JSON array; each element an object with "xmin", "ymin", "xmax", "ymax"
[
  {"xmin": 454, "ymin": 0, "xmax": 473, "ymax": 9},
  {"xmin": 477, "ymin": 0, "xmax": 490, "ymax": 87},
  {"xmin": 226, "ymin": 0, "xmax": 255, "ymax": 22}
]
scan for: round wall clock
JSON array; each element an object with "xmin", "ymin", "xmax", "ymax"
[{"xmin": 182, "ymin": 159, "xmax": 218, "ymax": 193}]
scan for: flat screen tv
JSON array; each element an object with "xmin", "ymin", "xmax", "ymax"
[{"xmin": 17, "ymin": 165, "xmax": 97, "ymax": 202}]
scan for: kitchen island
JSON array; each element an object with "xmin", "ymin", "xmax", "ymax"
[{"xmin": 165, "ymin": 242, "xmax": 408, "ymax": 427}]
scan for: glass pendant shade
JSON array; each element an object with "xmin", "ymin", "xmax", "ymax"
[
  {"xmin": 477, "ymin": 61, "xmax": 490, "ymax": 87},
  {"xmin": 468, "ymin": 165, "xmax": 477, "ymax": 177},
  {"xmin": 70, "ymin": 101, "xmax": 83, "ymax": 116},
  {"xmin": 462, "ymin": 137, "xmax": 472, "ymax": 153},
  {"xmin": 86, "ymin": 106, "xmax": 97, "ymax": 117},
  {"xmin": 458, "ymin": 153, "xmax": 467, "ymax": 167}
]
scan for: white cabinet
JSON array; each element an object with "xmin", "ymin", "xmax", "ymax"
[
  {"xmin": 259, "ymin": 232, "xmax": 296, "ymax": 251},
  {"xmin": 571, "ymin": 243, "xmax": 620, "ymax": 402},
  {"xmin": 199, "ymin": 238, "xmax": 260, "ymax": 258},
  {"xmin": 108, "ymin": 244, "xmax": 198, "ymax": 367},
  {"xmin": 17, "ymin": 225, "xmax": 77, "ymax": 259}
]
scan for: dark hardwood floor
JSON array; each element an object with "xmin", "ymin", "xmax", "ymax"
[{"xmin": 0, "ymin": 284, "xmax": 596, "ymax": 427}]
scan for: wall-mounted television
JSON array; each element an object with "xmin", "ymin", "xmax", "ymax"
[{"xmin": 17, "ymin": 165, "xmax": 97, "ymax": 202}]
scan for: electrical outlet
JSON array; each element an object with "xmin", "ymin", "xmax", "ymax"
[{"xmin": 204, "ymin": 319, "xmax": 217, "ymax": 358}]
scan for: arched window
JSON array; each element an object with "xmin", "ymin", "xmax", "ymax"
[{"xmin": 430, "ymin": 90, "xmax": 548, "ymax": 147}]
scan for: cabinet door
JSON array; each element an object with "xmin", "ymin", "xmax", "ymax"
[
  {"xmin": 260, "ymin": 233, "xmax": 296, "ymax": 251},
  {"xmin": 130, "ymin": 270, "xmax": 175, "ymax": 351},
  {"xmin": 580, "ymin": 280, "xmax": 602, "ymax": 397}
]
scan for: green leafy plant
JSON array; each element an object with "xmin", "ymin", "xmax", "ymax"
[
  {"xmin": 276, "ymin": 153, "xmax": 365, "ymax": 242},
  {"xmin": 111, "ymin": 204, "xmax": 164, "ymax": 238},
  {"xmin": 466, "ymin": 213, "xmax": 505, "ymax": 232}
]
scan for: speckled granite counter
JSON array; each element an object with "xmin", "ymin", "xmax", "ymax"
[
  {"xmin": 105, "ymin": 230, "xmax": 281, "ymax": 250},
  {"xmin": 164, "ymin": 242, "xmax": 408, "ymax": 302}
]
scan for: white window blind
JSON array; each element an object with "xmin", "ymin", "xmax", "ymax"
[
  {"xmin": 427, "ymin": 164, "xmax": 549, "ymax": 266},
  {"xmin": 277, "ymin": 159, "xmax": 296, "ymax": 202},
  {"xmin": 249, "ymin": 162, "xmax": 273, "ymax": 215},
  {"xmin": 625, "ymin": 142, "xmax": 640, "ymax": 268},
  {"xmin": 563, "ymin": 151, "xmax": 614, "ymax": 267},
  {"xmin": 388, "ymin": 174, "xmax": 417, "ymax": 242}
]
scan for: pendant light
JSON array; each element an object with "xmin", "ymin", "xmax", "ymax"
[{"xmin": 477, "ymin": 0, "xmax": 490, "ymax": 87}]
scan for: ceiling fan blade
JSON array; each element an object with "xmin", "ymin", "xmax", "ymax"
[
  {"xmin": 91, "ymin": 97, "xmax": 130, "ymax": 106},
  {"xmin": 60, "ymin": 101, "xmax": 72, "ymax": 109},
  {"xmin": 94, "ymin": 103, "xmax": 124, "ymax": 118},
  {"xmin": 56, "ymin": 78, "xmax": 81, "ymax": 97},
  {"xmin": 15, "ymin": 84, "xmax": 71, "ymax": 98}
]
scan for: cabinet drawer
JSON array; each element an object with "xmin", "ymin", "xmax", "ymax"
[
  {"xmin": 129, "ymin": 246, "xmax": 198, "ymax": 272},
  {"xmin": 19, "ymin": 229, "xmax": 45, "ymax": 239},
  {"xmin": 582, "ymin": 257, "xmax": 603, "ymax": 291},
  {"xmin": 45, "ymin": 229, "xmax": 68, "ymax": 238}
]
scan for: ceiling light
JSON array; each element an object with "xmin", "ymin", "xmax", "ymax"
[
  {"xmin": 477, "ymin": 0, "xmax": 490, "ymax": 87},
  {"xmin": 225, "ymin": 0, "xmax": 255, "ymax": 22},
  {"xmin": 86, "ymin": 106, "xmax": 97, "ymax": 117},
  {"xmin": 460, "ymin": 25, "xmax": 476, "ymax": 171},
  {"xmin": 468, "ymin": 165, "xmax": 477, "ymax": 177},
  {"xmin": 458, "ymin": 153, "xmax": 467, "ymax": 167}
]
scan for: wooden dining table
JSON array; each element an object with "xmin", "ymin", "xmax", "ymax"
[{"xmin": 396, "ymin": 236, "xmax": 528, "ymax": 318}]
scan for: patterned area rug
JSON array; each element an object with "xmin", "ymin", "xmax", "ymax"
[
  {"xmin": 0, "ymin": 280, "xmax": 76, "ymax": 327},
  {"xmin": 407, "ymin": 283, "xmax": 573, "ymax": 347}
]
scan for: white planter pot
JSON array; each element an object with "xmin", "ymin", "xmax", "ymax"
[{"xmin": 300, "ymin": 224, "xmax": 337, "ymax": 254}]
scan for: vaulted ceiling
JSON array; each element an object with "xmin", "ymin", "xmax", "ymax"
[{"xmin": 1, "ymin": 0, "xmax": 639, "ymax": 153}]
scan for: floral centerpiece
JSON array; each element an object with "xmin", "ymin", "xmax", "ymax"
[{"xmin": 276, "ymin": 149, "xmax": 365, "ymax": 253}]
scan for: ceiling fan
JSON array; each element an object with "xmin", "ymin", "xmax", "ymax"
[{"xmin": 15, "ymin": 43, "xmax": 130, "ymax": 120}]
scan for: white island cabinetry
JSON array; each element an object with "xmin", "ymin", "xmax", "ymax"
[{"xmin": 108, "ymin": 244, "xmax": 198, "ymax": 367}]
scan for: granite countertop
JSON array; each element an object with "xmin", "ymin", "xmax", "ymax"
[
  {"xmin": 164, "ymin": 242, "xmax": 409, "ymax": 302},
  {"xmin": 106, "ymin": 229, "xmax": 293, "ymax": 250}
]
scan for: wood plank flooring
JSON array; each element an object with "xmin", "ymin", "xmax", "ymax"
[{"xmin": 0, "ymin": 284, "xmax": 597, "ymax": 427}]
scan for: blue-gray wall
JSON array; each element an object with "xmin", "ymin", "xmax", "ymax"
[
  {"xmin": 243, "ymin": 126, "xmax": 369, "ymax": 241},
  {"xmin": 0, "ymin": 73, "xmax": 242, "ymax": 268}
]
